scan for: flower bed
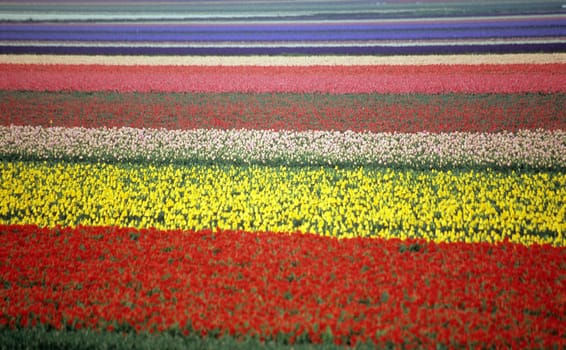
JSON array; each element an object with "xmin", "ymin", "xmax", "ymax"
[
  {"xmin": 2, "ymin": 64, "xmax": 564, "ymax": 93},
  {"xmin": 2, "ymin": 126, "xmax": 565, "ymax": 170},
  {"xmin": 2, "ymin": 91, "xmax": 565, "ymax": 132},
  {"xmin": 1, "ymin": 1, "xmax": 565, "ymax": 348},
  {"xmin": 1, "ymin": 161, "xmax": 564, "ymax": 246},
  {"xmin": 1, "ymin": 225, "xmax": 563, "ymax": 348}
]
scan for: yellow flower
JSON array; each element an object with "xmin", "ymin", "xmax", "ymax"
[{"xmin": 1, "ymin": 161, "xmax": 564, "ymax": 246}]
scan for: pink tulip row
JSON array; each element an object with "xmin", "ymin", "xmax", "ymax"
[
  {"xmin": 2, "ymin": 125, "xmax": 564, "ymax": 169},
  {"xmin": 2, "ymin": 64, "xmax": 564, "ymax": 93}
]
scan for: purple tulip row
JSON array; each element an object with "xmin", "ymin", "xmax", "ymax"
[
  {"xmin": 2, "ymin": 42, "xmax": 563, "ymax": 56},
  {"xmin": 2, "ymin": 17, "xmax": 563, "ymax": 34},
  {"xmin": 2, "ymin": 27, "xmax": 563, "ymax": 42}
]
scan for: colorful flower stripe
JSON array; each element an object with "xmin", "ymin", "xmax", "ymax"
[
  {"xmin": 1, "ymin": 64, "xmax": 564, "ymax": 93},
  {"xmin": 5, "ymin": 42, "xmax": 565, "ymax": 56},
  {"xmin": 1, "ymin": 1, "xmax": 564, "ymax": 55},
  {"xmin": 3, "ymin": 91, "xmax": 565, "ymax": 133},
  {"xmin": 3, "ymin": 24, "xmax": 563, "ymax": 42},
  {"xmin": 0, "ymin": 0, "xmax": 561, "ymax": 20},
  {"xmin": 2, "ymin": 126, "xmax": 565, "ymax": 170},
  {"xmin": 2, "ymin": 53, "xmax": 565, "ymax": 66},
  {"xmin": 2, "ymin": 1, "xmax": 566, "ymax": 347},
  {"xmin": 1, "ymin": 225, "xmax": 564, "ymax": 348},
  {"xmin": 4, "ymin": 17, "xmax": 564, "ymax": 36},
  {"xmin": 1, "ymin": 161, "xmax": 564, "ymax": 246}
]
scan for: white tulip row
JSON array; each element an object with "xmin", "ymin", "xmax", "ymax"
[{"xmin": 1, "ymin": 125, "xmax": 564, "ymax": 169}]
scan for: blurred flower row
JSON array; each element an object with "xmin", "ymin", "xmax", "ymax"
[
  {"xmin": 2, "ymin": 64, "xmax": 563, "ymax": 93},
  {"xmin": 3, "ymin": 91, "xmax": 564, "ymax": 133}
]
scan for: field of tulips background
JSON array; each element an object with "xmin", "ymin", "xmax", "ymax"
[{"xmin": 1, "ymin": 0, "xmax": 565, "ymax": 349}]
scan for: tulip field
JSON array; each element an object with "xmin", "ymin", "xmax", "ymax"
[{"xmin": 0, "ymin": 0, "xmax": 565, "ymax": 349}]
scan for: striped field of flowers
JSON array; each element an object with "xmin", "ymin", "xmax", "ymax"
[{"xmin": 1, "ymin": 1, "xmax": 565, "ymax": 349}]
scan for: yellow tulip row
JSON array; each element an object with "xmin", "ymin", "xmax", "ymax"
[{"xmin": 1, "ymin": 161, "xmax": 564, "ymax": 246}]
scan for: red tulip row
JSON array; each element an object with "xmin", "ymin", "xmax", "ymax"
[
  {"xmin": 2, "ymin": 91, "xmax": 565, "ymax": 133},
  {"xmin": 1, "ymin": 64, "xmax": 564, "ymax": 93},
  {"xmin": 1, "ymin": 224, "xmax": 564, "ymax": 348}
]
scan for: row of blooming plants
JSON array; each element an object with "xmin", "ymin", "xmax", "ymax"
[
  {"xmin": 1, "ymin": 126, "xmax": 565, "ymax": 169},
  {"xmin": 1, "ymin": 225, "xmax": 564, "ymax": 348},
  {"xmin": 1, "ymin": 59, "xmax": 565, "ymax": 348},
  {"xmin": 1, "ymin": 161, "xmax": 565, "ymax": 246},
  {"xmin": 1, "ymin": 64, "xmax": 564, "ymax": 93},
  {"xmin": 1, "ymin": 91, "xmax": 565, "ymax": 132}
]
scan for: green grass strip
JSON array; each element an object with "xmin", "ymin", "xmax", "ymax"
[{"xmin": 0, "ymin": 326, "xmax": 378, "ymax": 350}]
